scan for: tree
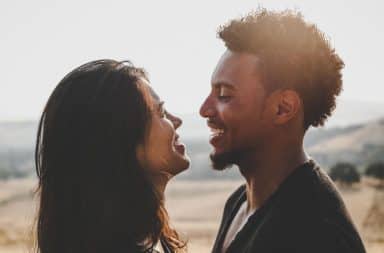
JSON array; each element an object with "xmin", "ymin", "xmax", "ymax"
[
  {"xmin": 329, "ymin": 162, "xmax": 360, "ymax": 185},
  {"xmin": 365, "ymin": 162, "xmax": 384, "ymax": 187}
]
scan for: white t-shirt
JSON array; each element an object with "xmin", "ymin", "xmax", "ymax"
[
  {"xmin": 139, "ymin": 239, "xmax": 165, "ymax": 253},
  {"xmin": 153, "ymin": 240, "xmax": 165, "ymax": 253}
]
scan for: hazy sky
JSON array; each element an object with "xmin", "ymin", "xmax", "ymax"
[{"xmin": 1, "ymin": 0, "xmax": 383, "ymax": 121}]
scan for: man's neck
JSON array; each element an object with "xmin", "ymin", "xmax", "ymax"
[{"xmin": 238, "ymin": 143, "xmax": 308, "ymax": 214}]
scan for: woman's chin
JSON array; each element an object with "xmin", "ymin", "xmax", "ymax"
[
  {"xmin": 181, "ymin": 158, "xmax": 191, "ymax": 171},
  {"xmin": 172, "ymin": 157, "xmax": 191, "ymax": 176}
]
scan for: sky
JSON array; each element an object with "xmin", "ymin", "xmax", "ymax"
[{"xmin": 0, "ymin": 0, "xmax": 383, "ymax": 121}]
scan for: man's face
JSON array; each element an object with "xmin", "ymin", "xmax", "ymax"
[{"xmin": 199, "ymin": 50, "xmax": 272, "ymax": 170}]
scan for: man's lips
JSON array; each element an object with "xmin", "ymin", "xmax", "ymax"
[
  {"xmin": 207, "ymin": 121, "xmax": 226, "ymax": 146},
  {"xmin": 207, "ymin": 120, "xmax": 225, "ymax": 130}
]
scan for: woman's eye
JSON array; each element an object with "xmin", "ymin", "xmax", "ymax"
[
  {"xmin": 155, "ymin": 102, "xmax": 167, "ymax": 118},
  {"xmin": 159, "ymin": 106, "xmax": 166, "ymax": 118}
]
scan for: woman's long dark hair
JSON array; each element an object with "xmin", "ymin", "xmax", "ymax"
[{"xmin": 35, "ymin": 60, "xmax": 185, "ymax": 253}]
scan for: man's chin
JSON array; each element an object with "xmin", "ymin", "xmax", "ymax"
[{"xmin": 210, "ymin": 150, "xmax": 240, "ymax": 171}]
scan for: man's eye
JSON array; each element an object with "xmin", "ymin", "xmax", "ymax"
[
  {"xmin": 218, "ymin": 87, "xmax": 232, "ymax": 101},
  {"xmin": 218, "ymin": 95, "xmax": 232, "ymax": 102}
]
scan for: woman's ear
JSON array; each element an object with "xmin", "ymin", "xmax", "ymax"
[
  {"xmin": 273, "ymin": 89, "xmax": 302, "ymax": 125},
  {"xmin": 136, "ymin": 143, "xmax": 146, "ymax": 168}
]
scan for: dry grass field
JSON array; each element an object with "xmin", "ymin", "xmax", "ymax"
[{"xmin": 0, "ymin": 178, "xmax": 383, "ymax": 253}]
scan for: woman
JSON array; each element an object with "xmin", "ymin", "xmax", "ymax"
[{"xmin": 35, "ymin": 60, "xmax": 190, "ymax": 253}]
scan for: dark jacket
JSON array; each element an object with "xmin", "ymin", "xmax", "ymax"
[{"xmin": 212, "ymin": 160, "xmax": 366, "ymax": 253}]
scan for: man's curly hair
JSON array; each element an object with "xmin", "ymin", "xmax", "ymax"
[{"xmin": 218, "ymin": 8, "xmax": 344, "ymax": 129}]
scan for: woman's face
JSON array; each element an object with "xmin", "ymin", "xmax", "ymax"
[{"xmin": 136, "ymin": 79, "xmax": 190, "ymax": 177}]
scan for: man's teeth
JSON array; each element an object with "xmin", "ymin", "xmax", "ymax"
[{"xmin": 211, "ymin": 128, "xmax": 225, "ymax": 135}]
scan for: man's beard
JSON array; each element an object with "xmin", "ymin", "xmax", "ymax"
[{"xmin": 210, "ymin": 150, "xmax": 242, "ymax": 171}]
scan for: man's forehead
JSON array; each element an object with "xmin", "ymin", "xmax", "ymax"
[{"xmin": 211, "ymin": 50, "xmax": 262, "ymax": 87}]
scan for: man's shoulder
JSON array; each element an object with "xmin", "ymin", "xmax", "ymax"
[
  {"xmin": 275, "ymin": 161, "xmax": 356, "ymax": 225},
  {"xmin": 285, "ymin": 218, "xmax": 366, "ymax": 253},
  {"xmin": 252, "ymin": 210, "xmax": 366, "ymax": 252},
  {"xmin": 263, "ymin": 161, "xmax": 366, "ymax": 252},
  {"xmin": 279, "ymin": 160, "xmax": 347, "ymax": 212},
  {"xmin": 249, "ymin": 217, "xmax": 365, "ymax": 252}
]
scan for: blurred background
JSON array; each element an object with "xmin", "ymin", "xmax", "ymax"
[{"xmin": 0, "ymin": 0, "xmax": 383, "ymax": 252}]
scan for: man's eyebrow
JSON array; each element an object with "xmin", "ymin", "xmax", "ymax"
[{"xmin": 211, "ymin": 82, "xmax": 236, "ymax": 90}]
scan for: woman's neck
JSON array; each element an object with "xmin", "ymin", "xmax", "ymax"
[{"xmin": 149, "ymin": 172, "xmax": 172, "ymax": 198}]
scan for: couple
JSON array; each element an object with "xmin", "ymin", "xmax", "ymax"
[{"xmin": 34, "ymin": 9, "xmax": 366, "ymax": 253}]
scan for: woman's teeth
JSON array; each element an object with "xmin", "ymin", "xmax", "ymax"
[
  {"xmin": 173, "ymin": 138, "xmax": 186, "ymax": 155},
  {"xmin": 174, "ymin": 135, "xmax": 183, "ymax": 146}
]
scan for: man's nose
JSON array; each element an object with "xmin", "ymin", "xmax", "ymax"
[{"xmin": 199, "ymin": 96, "xmax": 215, "ymax": 118}]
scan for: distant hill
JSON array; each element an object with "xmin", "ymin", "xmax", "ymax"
[
  {"xmin": 0, "ymin": 121, "xmax": 37, "ymax": 152},
  {"xmin": 0, "ymin": 103, "xmax": 383, "ymax": 179},
  {"xmin": 0, "ymin": 121, "xmax": 37, "ymax": 178},
  {"xmin": 178, "ymin": 98, "xmax": 384, "ymax": 140},
  {"xmin": 305, "ymin": 118, "xmax": 384, "ymax": 170},
  {"xmin": 178, "ymin": 117, "xmax": 384, "ymax": 180}
]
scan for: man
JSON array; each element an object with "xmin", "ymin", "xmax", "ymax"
[{"xmin": 199, "ymin": 9, "xmax": 366, "ymax": 253}]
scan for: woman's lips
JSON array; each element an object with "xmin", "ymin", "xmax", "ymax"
[
  {"xmin": 174, "ymin": 142, "xmax": 186, "ymax": 155},
  {"xmin": 173, "ymin": 134, "xmax": 186, "ymax": 155}
]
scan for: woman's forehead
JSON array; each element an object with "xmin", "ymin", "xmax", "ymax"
[{"xmin": 139, "ymin": 77, "xmax": 161, "ymax": 105}]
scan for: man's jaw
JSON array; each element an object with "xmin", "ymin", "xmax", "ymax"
[{"xmin": 210, "ymin": 148, "xmax": 243, "ymax": 171}]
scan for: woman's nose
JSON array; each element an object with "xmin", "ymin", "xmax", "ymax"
[{"xmin": 167, "ymin": 112, "xmax": 182, "ymax": 129}]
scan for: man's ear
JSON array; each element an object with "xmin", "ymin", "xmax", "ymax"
[{"xmin": 273, "ymin": 89, "xmax": 301, "ymax": 125}]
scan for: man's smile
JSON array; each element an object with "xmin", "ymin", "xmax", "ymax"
[{"xmin": 207, "ymin": 121, "xmax": 226, "ymax": 147}]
